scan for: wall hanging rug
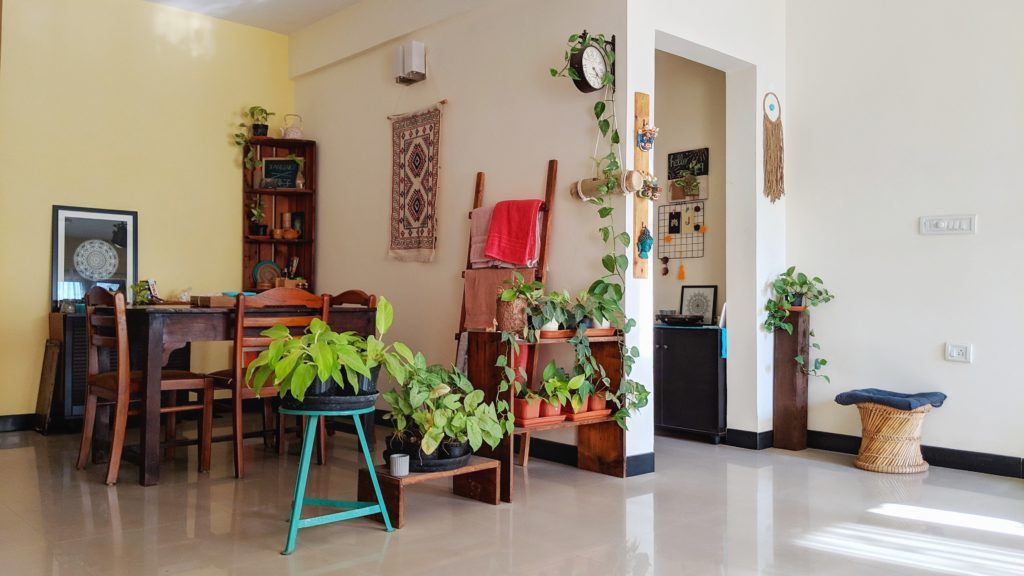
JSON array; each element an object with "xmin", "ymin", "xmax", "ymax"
[
  {"xmin": 389, "ymin": 102, "xmax": 443, "ymax": 262},
  {"xmin": 763, "ymin": 92, "xmax": 785, "ymax": 203}
]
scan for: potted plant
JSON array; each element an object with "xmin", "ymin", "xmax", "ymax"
[
  {"xmin": 382, "ymin": 356, "xmax": 512, "ymax": 470},
  {"xmin": 769, "ymin": 266, "xmax": 834, "ymax": 312},
  {"xmin": 496, "ymin": 271, "xmax": 543, "ymax": 334},
  {"xmin": 670, "ymin": 159, "xmax": 704, "ymax": 197},
  {"xmin": 240, "ymin": 105, "xmax": 275, "ymax": 137},
  {"xmin": 575, "ymin": 286, "xmax": 620, "ymax": 332},
  {"xmin": 248, "ymin": 197, "xmax": 268, "ymax": 237},
  {"xmin": 514, "ymin": 387, "xmax": 543, "ymax": 421},
  {"xmin": 540, "ymin": 361, "xmax": 586, "ymax": 416},
  {"xmin": 245, "ymin": 296, "xmax": 412, "ymax": 411}
]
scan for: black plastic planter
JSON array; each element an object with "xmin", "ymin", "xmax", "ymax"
[
  {"xmin": 280, "ymin": 368, "xmax": 380, "ymax": 412},
  {"xmin": 440, "ymin": 440, "xmax": 470, "ymax": 459},
  {"xmin": 383, "ymin": 434, "xmax": 471, "ymax": 472},
  {"xmin": 251, "ymin": 123, "xmax": 269, "ymax": 137}
]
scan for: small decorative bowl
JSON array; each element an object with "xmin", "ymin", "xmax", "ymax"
[
  {"xmin": 282, "ymin": 228, "xmax": 299, "ymax": 240},
  {"xmin": 272, "ymin": 228, "xmax": 284, "ymax": 239}
]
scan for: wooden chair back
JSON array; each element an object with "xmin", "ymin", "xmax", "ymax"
[
  {"xmin": 331, "ymin": 289, "xmax": 377, "ymax": 308},
  {"xmin": 234, "ymin": 287, "xmax": 330, "ymax": 388},
  {"xmin": 84, "ymin": 287, "xmax": 129, "ymax": 397}
]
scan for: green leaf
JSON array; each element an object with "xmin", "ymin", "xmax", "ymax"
[
  {"xmin": 290, "ymin": 363, "xmax": 316, "ymax": 401},
  {"xmin": 602, "ymin": 255, "xmax": 616, "ymax": 274},
  {"xmin": 594, "ymin": 101, "xmax": 606, "ymax": 119},
  {"xmin": 466, "ymin": 419, "xmax": 483, "ymax": 451},
  {"xmin": 262, "ymin": 324, "xmax": 290, "ymax": 340},
  {"xmin": 421, "ymin": 428, "xmax": 444, "ymax": 455},
  {"xmin": 567, "ymin": 68, "xmax": 581, "ymax": 81},
  {"xmin": 568, "ymin": 33, "xmax": 580, "ymax": 43},
  {"xmin": 611, "ymin": 130, "xmax": 620, "ymax": 144},
  {"xmin": 598, "ymin": 119, "xmax": 610, "ymax": 137},
  {"xmin": 794, "ymin": 355, "xmax": 805, "ymax": 366},
  {"xmin": 465, "ymin": 389, "xmax": 484, "ymax": 412},
  {"xmin": 549, "ymin": 68, "xmax": 558, "ymax": 77},
  {"xmin": 616, "ymin": 232, "xmax": 631, "ymax": 248},
  {"xmin": 393, "ymin": 341, "xmax": 415, "ymax": 363},
  {"xmin": 615, "ymin": 254, "xmax": 628, "ymax": 273},
  {"xmin": 598, "ymin": 206, "xmax": 614, "ymax": 218},
  {"xmin": 375, "ymin": 297, "xmax": 394, "ymax": 336}
]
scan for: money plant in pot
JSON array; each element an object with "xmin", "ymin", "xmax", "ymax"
[{"xmin": 245, "ymin": 297, "xmax": 412, "ymax": 411}]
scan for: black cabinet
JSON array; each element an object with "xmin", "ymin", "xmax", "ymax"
[{"xmin": 654, "ymin": 326, "xmax": 726, "ymax": 442}]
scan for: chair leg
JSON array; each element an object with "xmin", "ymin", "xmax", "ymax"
[
  {"xmin": 76, "ymin": 393, "xmax": 98, "ymax": 470},
  {"xmin": 518, "ymin": 432, "xmax": 531, "ymax": 468},
  {"xmin": 164, "ymin": 391, "xmax": 177, "ymax": 461},
  {"xmin": 105, "ymin": 397, "xmax": 130, "ymax": 485},
  {"xmin": 277, "ymin": 413, "xmax": 287, "ymax": 455},
  {"xmin": 262, "ymin": 399, "xmax": 275, "ymax": 449},
  {"xmin": 200, "ymin": 382, "xmax": 213, "ymax": 473},
  {"xmin": 232, "ymin": 392, "xmax": 244, "ymax": 479},
  {"xmin": 315, "ymin": 416, "xmax": 327, "ymax": 465}
]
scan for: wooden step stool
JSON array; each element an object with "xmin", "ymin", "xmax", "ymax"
[{"xmin": 357, "ymin": 456, "xmax": 500, "ymax": 529}]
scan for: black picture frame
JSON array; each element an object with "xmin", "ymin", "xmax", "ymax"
[
  {"xmin": 679, "ymin": 285, "xmax": 718, "ymax": 325},
  {"xmin": 51, "ymin": 205, "xmax": 138, "ymax": 311}
]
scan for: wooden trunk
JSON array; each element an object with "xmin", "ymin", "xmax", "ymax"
[{"xmin": 773, "ymin": 310, "xmax": 809, "ymax": 450}]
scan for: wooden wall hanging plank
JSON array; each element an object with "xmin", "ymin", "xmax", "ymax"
[{"xmin": 633, "ymin": 92, "xmax": 651, "ymax": 279}]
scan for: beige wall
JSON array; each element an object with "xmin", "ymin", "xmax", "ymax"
[
  {"xmin": 0, "ymin": 0, "xmax": 293, "ymax": 415},
  {"xmin": 787, "ymin": 0, "xmax": 1024, "ymax": 457},
  {"xmin": 293, "ymin": 0, "xmax": 625, "ymax": 375},
  {"xmin": 652, "ymin": 51, "xmax": 726, "ymax": 314}
]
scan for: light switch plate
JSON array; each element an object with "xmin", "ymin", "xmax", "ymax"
[
  {"xmin": 944, "ymin": 342, "xmax": 973, "ymax": 363},
  {"xmin": 920, "ymin": 214, "xmax": 977, "ymax": 235}
]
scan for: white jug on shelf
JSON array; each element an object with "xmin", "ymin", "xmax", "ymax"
[{"xmin": 279, "ymin": 114, "xmax": 303, "ymax": 139}]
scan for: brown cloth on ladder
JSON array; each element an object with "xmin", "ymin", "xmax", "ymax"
[{"xmin": 462, "ymin": 268, "xmax": 536, "ymax": 330}]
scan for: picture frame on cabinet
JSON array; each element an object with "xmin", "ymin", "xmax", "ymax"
[{"xmin": 679, "ymin": 285, "xmax": 718, "ymax": 325}]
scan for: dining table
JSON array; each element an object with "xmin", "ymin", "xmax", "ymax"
[{"xmin": 117, "ymin": 304, "xmax": 376, "ymax": 486}]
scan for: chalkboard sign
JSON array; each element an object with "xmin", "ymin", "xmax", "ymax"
[
  {"xmin": 667, "ymin": 148, "xmax": 709, "ymax": 180},
  {"xmin": 262, "ymin": 158, "xmax": 301, "ymax": 189}
]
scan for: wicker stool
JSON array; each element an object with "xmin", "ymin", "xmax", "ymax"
[{"xmin": 853, "ymin": 402, "xmax": 931, "ymax": 473}]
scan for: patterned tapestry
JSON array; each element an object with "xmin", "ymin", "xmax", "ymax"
[{"xmin": 389, "ymin": 103, "xmax": 442, "ymax": 262}]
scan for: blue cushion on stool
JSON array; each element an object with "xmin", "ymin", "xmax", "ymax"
[{"xmin": 834, "ymin": 388, "xmax": 946, "ymax": 410}]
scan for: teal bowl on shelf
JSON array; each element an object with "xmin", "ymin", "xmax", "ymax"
[{"xmin": 222, "ymin": 291, "xmax": 256, "ymax": 297}]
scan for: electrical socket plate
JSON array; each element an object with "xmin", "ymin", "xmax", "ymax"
[
  {"xmin": 944, "ymin": 343, "xmax": 973, "ymax": 363},
  {"xmin": 920, "ymin": 215, "xmax": 977, "ymax": 235}
]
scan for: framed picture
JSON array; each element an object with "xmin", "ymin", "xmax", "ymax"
[
  {"xmin": 51, "ymin": 206, "xmax": 138, "ymax": 311},
  {"xmin": 262, "ymin": 158, "xmax": 301, "ymax": 189},
  {"xmin": 667, "ymin": 147, "xmax": 710, "ymax": 202},
  {"xmin": 679, "ymin": 285, "xmax": 718, "ymax": 325}
]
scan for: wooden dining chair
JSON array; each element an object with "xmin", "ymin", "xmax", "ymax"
[
  {"xmin": 326, "ymin": 290, "xmax": 379, "ymax": 446},
  {"xmin": 76, "ymin": 287, "xmax": 214, "ymax": 485},
  {"xmin": 213, "ymin": 287, "xmax": 330, "ymax": 479}
]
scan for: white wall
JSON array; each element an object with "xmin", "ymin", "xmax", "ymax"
[
  {"xmin": 787, "ymin": 0, "xmax": 1024, "ymax": 457},
  {"xmin": 652, "ymin": 51, "xmax": 727, "ymax": 313},
  {"xmin": 628, "ymin": 0, "xmax": 788, "ymax": 447},
  {"xmin": 291, "ymin": 0, "xmax": 629, "ymax": 443}
]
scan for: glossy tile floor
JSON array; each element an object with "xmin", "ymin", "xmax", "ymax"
[{"xmin": 1, "ymin": 421, "xmax": 1022, "ymax": 576}]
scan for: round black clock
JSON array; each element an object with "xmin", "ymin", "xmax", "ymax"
[{"xmin": 569, "ymin": 42, "xmax": 610, "ymax": 93}]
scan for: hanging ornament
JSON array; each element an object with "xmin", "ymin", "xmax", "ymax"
[
  {"xmin": 636, "ymin": 120, "xmax": 659, "ymax": 152},
  {"xmin": 638, "ymin": 173, "xmax": 662, "ymax": 200},
  {"xmin": 638, "ymin": 224, "xmax": 654, "ymax": 259},
  {"xmin": 763, "ymin": 92, "xmax": 785, "ymax": 203},
  {"xmin": 677, "ymin": 261, "xmax": 686, "ymax": 280}
]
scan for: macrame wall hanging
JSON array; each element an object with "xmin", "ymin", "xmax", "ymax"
[{"xmin": 763, "ymin": 92, "xmax": 785, "ymax": 203}]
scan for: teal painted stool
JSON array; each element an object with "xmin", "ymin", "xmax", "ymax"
[{"xmin": 279, "ymin": 406, "xmax": 393, "ymax": 555}]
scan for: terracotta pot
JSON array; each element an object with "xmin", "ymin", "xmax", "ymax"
[
  {"xmin": 515, "ymin": 397, "xmax": 541, "ymax": 420},
  {"xmin": 788, "ymin": 305, "xmax": 807, "ymax": 312},
  {"xmin": 588, "ymin": 393, "xmax": 608, "ymax": 412},
  {"xmin": 564, "ymin": 396, "xmax": 590, "ymax": 415},
  {"xmin": 496, "ymin": 296, "xmax": 527, "ymax": 333},
  {"xmin": 540, "ymin": 399, "xmax": 562, "ymax": 417}
]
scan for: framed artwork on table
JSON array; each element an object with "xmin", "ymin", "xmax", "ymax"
[
  {"xmin": 51, "ymin": 205, "xmax": 138, "ymax": 311},
  {"xmin": 679, "ymin": 285, "xmax": 718, "ymax": 325}
]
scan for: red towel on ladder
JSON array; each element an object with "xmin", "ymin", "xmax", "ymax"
[{"xmin": 484, "ymin": 200, "xmax": 543, "ymax": 266}]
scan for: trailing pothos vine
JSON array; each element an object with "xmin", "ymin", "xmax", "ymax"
[
  {"xmin": 550, "ymin": 32, "xmax": 622, "ymax": 196},
  {"xmin": 488, "ymin": 31, "xmax": 651, "ymax": 431}
]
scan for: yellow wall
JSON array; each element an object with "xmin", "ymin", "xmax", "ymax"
[{"xmin": 0, "ymin": 0, "xmax": 293, "ymax": 415}]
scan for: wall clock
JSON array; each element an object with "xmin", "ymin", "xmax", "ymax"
[{"xmin": 568, "ymin": 32, "xmax": 615, "ymax": 93}]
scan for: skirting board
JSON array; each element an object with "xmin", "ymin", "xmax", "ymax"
[
  {"xmin": 725, "ymin": 428, "xmax": 774, "ymax": 450},
  {"xmin": 807, "ymin": 430, "xmax": 1024, "ymax": 479},
  {"xmin": 516, "ymin": 437, "xmax": 656, "ymax": 477},
  {"xmin": 0, "ymin": 414, "xmax": 36, "ymax": 433}
]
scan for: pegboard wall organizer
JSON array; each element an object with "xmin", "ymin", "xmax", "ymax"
[{"xmin": 657, "ymin": 201, "xmax": 705, "ymax": 260}]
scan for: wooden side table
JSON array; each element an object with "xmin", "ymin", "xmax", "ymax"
[{"xmin": 357, "ymin": 456, "xmax": 500, "ymax": 529}]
